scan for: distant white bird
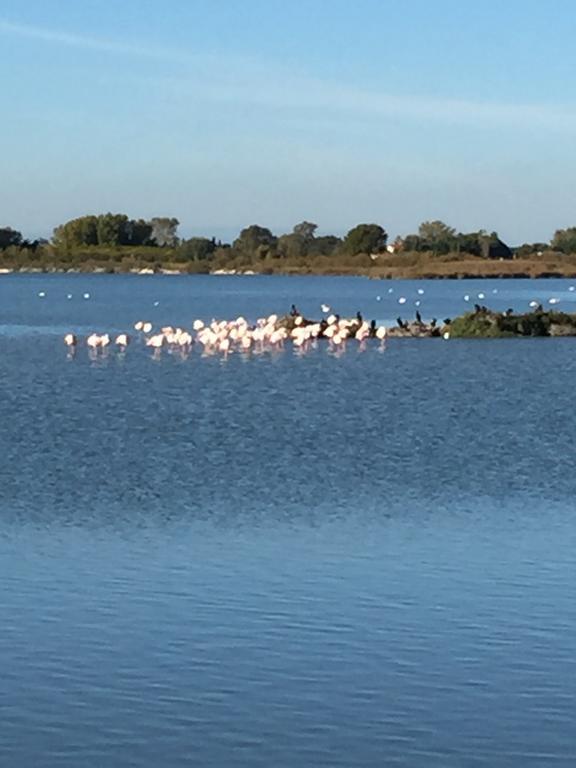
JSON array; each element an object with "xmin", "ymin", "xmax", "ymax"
[
  {"xmin": 64, "ymin": 333, "xmax": 77, "ymax": 347},
  {"xmin": 529, "ymin": 301, "xmax": 539, "ymax": 308},
  {"xmin": 193, "ymin": 319, "xmax": 205, "ymax": 331},
  {"xmin": 417, "ymin": 288, "xmax": 424, "ymax": 295},
  {"xmin": 549, "ymin": 298, "xmax": 560, "ymax": 305},
  {"xmin": 376, "ymin": 295, "xmax": 381, "ymax": 302},
  {"xmin": 415, "ymin": 300, "xmax": 421, "ymax": 307},
  {"xmin": 492, "ymin": 289, "xmax": 498, "ymax": 294},
  {"xmin": 38, "ymin": 291, "xmax": 45, "ymax": 298},
  {"xmin": 388, "ymin": 288, "xmax": 393, "ymax": 294},
  {"xmin": 146, "ymin": 334, "xmax": 164, "ymax": 349},
  {"xmin": 398, "ymin": 297, "xmax": 407, "ymax": 304},
  {"xmin": 478, "ymin": 292, "xmax": 485, "ymax": 299},
  {"xmin": 153, "ymin": 301, "xmax": 160, "ymax": 306},
  {"xmin": 142, "ymin": 322, "xmax": 152, "ymax": 333},
  {"xmin": 443, "ymin": 331, "xmax": 450, "ymax": 340},
  {"xmin": 464, "ymin": 295, "xmax": 470, "ymax": 302},
  {"xmin": 570, "ymin": 286, "xmax": 575, "ymax": 292},
  {"xmin": 86, "ymin": 333, "xmax": 100, "ymax": 349},
  {"xmin": 115, "ymin": 333, "xmax": 129, "ymax": 348},
  {"xmin": 83, "ymin": 293, "xmax": 90, "ymax": 300},
  {"xmin": 67, "ymin": 294, "xmax": 72, "ymax": 300},
  {"xmin": 321, "ymin": 304, "xmax": 330, "ymax": 313},
  {"xmin": 376, "ymin": 326, "xmax": 387, "ymax": 340}
]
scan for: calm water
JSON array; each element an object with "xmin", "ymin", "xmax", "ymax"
[{"xmin": 1, "ymin": 275, "xmax": 575, "ymax": 767}]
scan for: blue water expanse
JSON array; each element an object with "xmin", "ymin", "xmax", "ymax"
[{"xmin": 1, "ymin": 275, "xmax": 576, "ymax": 767}]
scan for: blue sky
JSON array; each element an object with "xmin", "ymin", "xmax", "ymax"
[{"xmin": 2, "ymin": 0, "xmax": 576, "ymax": 244}]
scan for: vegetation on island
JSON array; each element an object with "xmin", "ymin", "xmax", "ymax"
[
  {"xmin": 447, "ymin": 307, "xmax": 576, "ymax": 338},
  {"xmin": 4, "ymin": 213, "xmax": 576, "ymax": 278}
]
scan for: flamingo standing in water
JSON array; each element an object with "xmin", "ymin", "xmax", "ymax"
[{"xmin": 115, "ymin": 333, "xmax": 129, "ymax": 350}]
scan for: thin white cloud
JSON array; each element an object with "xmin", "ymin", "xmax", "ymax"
[
  {"xmin": 3, "ymin": 17, "xmax": 576, "ymax": 132},
  {"xmin": 0, "ymin": 17, "xmax": 185, "ymax": 62},
  {"xmin": 154, "ymin": 72, "xmax": 576, "ymax": 132}
]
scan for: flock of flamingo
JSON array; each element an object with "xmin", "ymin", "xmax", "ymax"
[{"xmin": 63, "ymin": 310, "xmax": 389, "ymax": 358}]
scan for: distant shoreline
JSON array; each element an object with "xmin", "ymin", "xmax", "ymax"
[{"xmin": 2, "ymin": 261, "xmax": 576, "ymax": 280}]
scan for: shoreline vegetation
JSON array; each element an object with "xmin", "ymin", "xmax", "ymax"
[{"xmin": 4, "ymin": 214, "xmax": 576, "ymax": 279}]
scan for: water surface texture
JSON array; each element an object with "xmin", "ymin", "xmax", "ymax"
[{"xmin": 1, "ymin": 275, "xmax": 575, "ymax": 767}]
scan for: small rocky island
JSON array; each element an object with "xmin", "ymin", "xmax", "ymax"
[
  {"xmin": 387, "ymin": 305, "xmax": 576, "ymax": 338},
  {"xmin": 282, "ymin": 305, "xmax": 576, "ymax": 339}
]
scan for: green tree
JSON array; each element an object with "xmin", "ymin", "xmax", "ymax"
[
  {"xmin": 277, "ymin": 222, "xmax": 318, "ymax": 259},
  {"xmin": 551, "ymin": 227, "xmax": 576, "ymax": 254},
  {"xmin": 292, "ymin": 221, "xmax": 318, "ymax": 241},
  {"xmin": 401, "ymin": 234, "xmax": 425, "ymax": 252},
  {"xmin": 342, "ymin": 224, "xmax": 387, "ymax": 256},
  {"xmin": 307, "ymin": 235, "xmax": 341, "ymax": 257},
  {"xmin": 0, "ymin": 227, "xmax": 23, "ymax": 249},
  {"xmin": 53, "ymin": 215, "xmax": 99, "ymax": 248},
  {"xmin": 233, "ymin": 225, "xmax": 277, "ymax": 259},
  {"xmin": 176, "ymin": 237, "xmax": 216, "ymax": 261},
  {"xmin": 97, "ymin": 213, "xmax": 130, "ymax": 246},
  {"xmin": 278, "ymin": 233, "xmax": 306, "ymax": 259},
  {"xmin": 417, "ymin": 220, "xmax": 456, "ymax": 255},
  {"xmin": 126, "ymin": 218, "xmax": 153, "ymax": 246}
]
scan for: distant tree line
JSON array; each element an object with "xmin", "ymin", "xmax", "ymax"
[
  {"xmin": 4, "ymin": 213, "xmax": 576, "ymax": 272},
  {"xmin": 399, "ymin": 220, "xmax": 513, "ymax": 259},
  {"xmin": 53, "ymin": 214, "xmax": 180, "ymax": 249}
]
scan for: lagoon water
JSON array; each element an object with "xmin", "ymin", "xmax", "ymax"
[{"xmin": 1, "ymin": 274, "xmax": 576, "ymax": 767}]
